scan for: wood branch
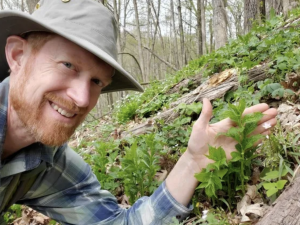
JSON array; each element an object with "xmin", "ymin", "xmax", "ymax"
[
  {"xmin": 123, "ymin": 29, "xmax": 178, "ymax": 71},
  {"xmin": 119, "ymin": 52, "xmax": 143, "ymax": 76},
  {"xmin": 143, "ymin": 46, "xmax": 178, "ymax": 71},
  {"xmin": 121, "ymin": 64, "xmax": 270, "ymax": 138}
]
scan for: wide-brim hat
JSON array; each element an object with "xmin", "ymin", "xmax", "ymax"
[{"xmin": 0, "ymin": 0, "xmax": 143, "ymax": 93}]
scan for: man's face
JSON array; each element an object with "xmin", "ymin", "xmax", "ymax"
[{"xmin": 9, "ymin": 35, "xmax": 113, "ymax": 146}]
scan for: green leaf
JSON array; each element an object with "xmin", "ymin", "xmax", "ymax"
[
  {"xmin": 230, "ymin": 151, "xmax": 242, "ymax": 162},
  {"xmin": 243, "ymin": 122, "xmax": 258, "ymax": 136},
  {"xmin": 262, "ymin": 182, "xmax": 274, "ymax": 190},
  {"xmin": 242, "ymin": 134, "xmax": 263, "ymax": 150},
  {"xmin": 237, "ymin": 99, "xmax": 246, "ymax": 115},
  {"xmin": 262, "ymin": 171, "xmax": 281, "ymax": 180},
  {"xmin": 195, "ymin": 171, "xmax": 211, "ymax": 182},
  {"xmin": 216, "ymin": 169, "xmax": 228, "ymax": 178},
  {"xmin": 197, "ymin": 182, "xmax": 208, "ymax": 189},
  {"xmin": 272, "ymin": 88, "xmax": 284, "ymax": 98},
  {"xmin": 276, "ymin": 180, "xmax": 287, "ymax": 190},
  {"xmin": 221, "ymin": 110, "xmax": 240, "ymax": 123},
  {"xmin": 242, "ymin": 112, "xmax": 263, "ymax": 125},
  {"xmin": 266, "ymin": 187, "xmax": 278, "ymax": 197},
  {"xmin": 206, "ymin": 146, "xmax": 227, "ymax": 162},
  {"xmin": 222, "ymin": 127, "xmax": 244, "ymax": 142}
]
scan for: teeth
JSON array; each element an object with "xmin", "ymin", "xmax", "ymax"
[{"xmin": 51, "ymin": 103, "xmax": 75, "ymax": 118}]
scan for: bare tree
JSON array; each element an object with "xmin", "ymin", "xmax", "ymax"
[
  {"xmin": 177, "ymin": 0, "xmax": 187, "ymax": 66},
  {"xmin": 132, "ymin": 0, "xmax": 145, "ymax": 81},
  {"xmin": 170, "ymin": 0, "xmax": 180, "ymax": 68},
  {"xmin": 212, "ymin": 0, "xmax": 228, "ymax": 49}
]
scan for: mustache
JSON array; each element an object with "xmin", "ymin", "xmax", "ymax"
[{"xmin": 44, "ymin": 93, "xmax": 87, "ymax": 115}]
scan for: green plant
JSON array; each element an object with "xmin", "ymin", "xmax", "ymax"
[
  {"xmin": 261, "ymin": 169, "xmax": 288, "ymax": 197},
  {"xmin": 119, "ymin": 133, "xmax": 163, "ymax": 203},
  {"xmin": 3, "ymin": 204, "xmax": 22, "ymax": 224},
  {"xmin": 87, "ymin": 141, "xmax": 120, "ymax": 194},
  {"xmin": 195, "ymin": 99, "xmax": 263, "ymax": 208}
]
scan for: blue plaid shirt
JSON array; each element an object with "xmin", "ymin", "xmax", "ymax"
[{"xmin": 0, "ymin": 78, "xmax": 192, "ymax": 224}]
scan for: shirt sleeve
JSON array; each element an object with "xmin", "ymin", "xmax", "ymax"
[{"xmin": 18, "ymin": 145, "xmax": 192, "ymax": 225}]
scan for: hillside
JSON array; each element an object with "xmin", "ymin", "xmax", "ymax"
[{"xmin": 7, "ymin": 7, "xmax": 300, "ymax": 225}]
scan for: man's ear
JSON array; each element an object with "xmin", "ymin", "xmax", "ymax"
[{"xmin": 5, "ymin": 36, "xmax": 27, "ymax": 74}]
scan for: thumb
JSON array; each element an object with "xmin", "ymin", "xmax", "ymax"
[{"xmin": 197, "ymin": 98, "xmax": 213, "ymax": 127}]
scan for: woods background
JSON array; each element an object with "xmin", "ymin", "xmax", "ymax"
[{"xmin": 1, "ymin": 0, "xmax": 298, "ymax": 118}]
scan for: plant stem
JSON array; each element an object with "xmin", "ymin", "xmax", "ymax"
[{"xmin": 241, "ymin": 151, "xmax": 245, "ymax": 195}]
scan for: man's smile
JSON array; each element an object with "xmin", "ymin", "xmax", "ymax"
[{"xmin": 50, "ymin": 102, "xmax": 76, "ymax": 118}]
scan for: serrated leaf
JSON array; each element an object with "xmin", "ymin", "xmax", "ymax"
[
  {"xmin": 195, "ymin": 171, "xmax": 211, "ymax": 182},
  {"xmin": 276, "ymin": 180, "xmax": 287, "ymax": 189},
  {"xmin": 242, "ymin": 112, "xmax": 263, "ymax": 125},
  {"xmin": 197, "ymin": 182, "xmax": 208, "ymax": 189},
  {"xmin": 205, "ymin": 185, "xmax": 215, "ymax": 197},
  {"xmin": 243, "ymin": 122, "xmax": 258, "ymax": 136},
  {"xmin": 206, "ymin": 146, "xmax": 227, "ymax": 162},
  {"xmin": 237, "ymin": 99, "xmax": 246, "ymax": 114},
  {"xmin": 221, "ymin": 110, "xmax": 240, "ymax": 123},
  {"xmin": 228, "ymin": 103, "xmax": 240, "ymax": 116},
  {"xmin": 223, "ymin": 127, "xmax": 243, "ymax": 142},
  {"xmin": 242, "ymin": 134, "xmax": 263, "ymax": 150},
  {"xmin": 231, "ymin": 151, "xmax": 242, "ymax": 162}
]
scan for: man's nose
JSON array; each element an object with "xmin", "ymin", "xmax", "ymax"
[{"xmin": 67, "ymin": 79, "xmax": 90, "ymax": 108}]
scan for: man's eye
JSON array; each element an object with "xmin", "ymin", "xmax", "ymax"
[
  {"xmin": 63, "ymin": 62, "xmax": 73, "ymax": 69},
  {"xmin": 92, "ymin": 79, "xmax": 103, "ymax": 87}
]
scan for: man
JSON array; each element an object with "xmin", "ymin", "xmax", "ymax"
[{"xmin": 0, "ymin": 0, "xmax": 277, "ymax": 224}]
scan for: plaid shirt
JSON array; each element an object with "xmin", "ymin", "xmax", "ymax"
[{"xmin": 0, "ymin": 78, "xmax": 192, "ymax": 225}]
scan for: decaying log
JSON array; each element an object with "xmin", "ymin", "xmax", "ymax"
[
  {"xmin": 255, "ymin": 175, "xmax": 300, "ymax": 225},
  {"xmin": 121, "ymin": 64, "xmax": 270, "ymax": 138},
  {"xmin": 167, "ymin": 74, "xmax": 202, "ymax": 94}
]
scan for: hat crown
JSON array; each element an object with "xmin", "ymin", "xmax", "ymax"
[{"xmin": 32, "ymin": 0, "xmax": 118, "ymax": 60}]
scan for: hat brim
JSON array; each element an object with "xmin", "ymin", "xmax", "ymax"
[{"xmin": 0, "ymin": 10, "xmax": 143, "ymax": 93}]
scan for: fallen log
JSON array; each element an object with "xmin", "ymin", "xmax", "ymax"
[
  {"xmin": 121, "ymin": 64, "xmax": 270, "ymax": 138},
  {"xmin": 255, "ymin": 175, "xmax": 300, "ymax": 225}
]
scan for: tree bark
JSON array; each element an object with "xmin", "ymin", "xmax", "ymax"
[
  {"xmin": 170, "ymin": 0, "xmax": 180, "ymax": 68},
  {"xmin": 212, "ymin": 0, "xmax": 228, "ymax": 49},
  {"xmin": 196, "ymin": 0, "xmax": 203, "ymax": 56},
  {"xmin": 132, "ymin": 0, "xmax": 145, "ymax": 81},
  {"xmin": 201, "ymin": 0, "xmax": 206, "ymax": 54},
  {"xmin": 0, "ymin": 0, "xmax": 3, "ymax": 10},
  {"xmin": 266, "ymin": 0, "xmax": 283, "ymax": 16},
  {"xmin": 244, "ymin": 0, "xmax": 260, "ymax": 34},
  {"xmin": 177, "ymin": 0, "xmax": 187, "ymax": 66}
]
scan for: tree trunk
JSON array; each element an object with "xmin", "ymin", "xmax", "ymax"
[
  {"xmin": 244, "ymin": 0, "xmax": 259, "ymax": 34},
  {"xmin": 196, "ymin": 0, "xmax": 203, "ymax": 56},
  {"xmin": 0, "ymin": 0, "xmax": 3, "ymax": 10},
  {"xmin": 266, "ymin": 0, "xmax": 283, "ymax": 16},
  {"xmin": 201, "ymin": 0, "xmax": 206, "ymax": 54},
  {"xmin": 177, "ymin": 0, "xmax": 187, "ymax": 66},
  {"xmin": 212, "ymin": 0, "xmax": 228, "ymax": 50},
  {"xmin": 26, "ymin": 0, "xmax": 39, "ymax": 14},
  {"xmin": 132, "ymin": 0, "xmax": 145, "ymax": 81},
  {"xmin": 209, "ymin": 18, "xmax": 214, "ymax": 53},
  {"xmin": 170, "ymin": 0, "xmax": 180, "ymax": 69}
]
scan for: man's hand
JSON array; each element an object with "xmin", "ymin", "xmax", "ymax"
[
  {"xmin": 166, "ymin": 98, "xmax": 277, "ymax": 206},
  {"xmin": 186, "ymin": 98, "xmax": 278, "ymax": 171}
]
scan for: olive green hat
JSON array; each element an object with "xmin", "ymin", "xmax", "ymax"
[{"xmin": 0, "ymin": 0, "xmax": 143, "ymax": 93}]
